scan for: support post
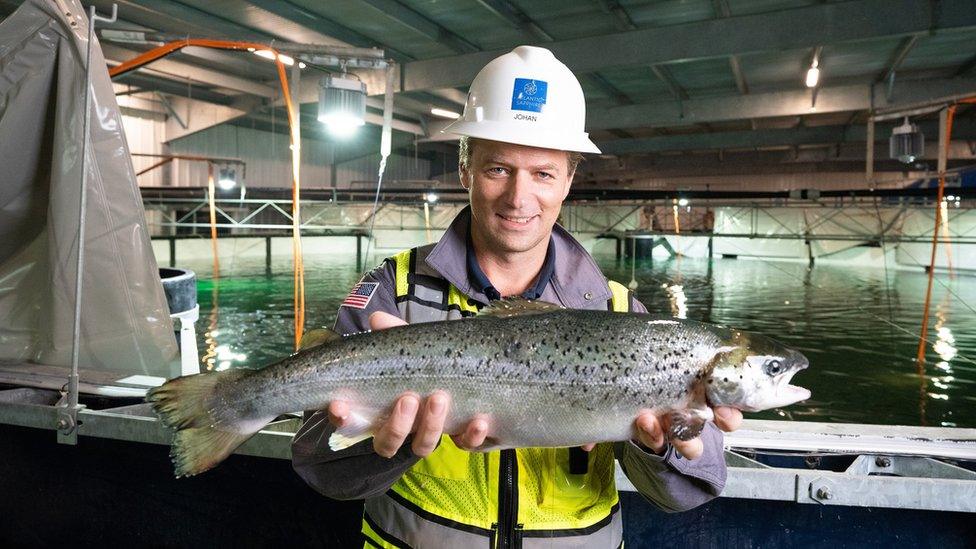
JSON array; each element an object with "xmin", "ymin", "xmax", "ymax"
[
  {"xmin": 916, "ymin": 106, "xmax": 955, "ymax": 365},
  {"xmin": 866, "ymin": 118, "xmax": 875, "ymax": 182},
  {"xmin": 169, "ymin": 237, "xmax": 176, "ymax": 268},
  {"xmin": 265, "ymin": 235, "xmax": 272, "ymax": 276},
  {"xmin": 356, "ymin": 235, "xmax": 363, "ymax": 272}
]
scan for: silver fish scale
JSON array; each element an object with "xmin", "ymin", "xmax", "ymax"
[{"xmin": 220, "ymin": 310, "xmax": 727, "ymax": 447}]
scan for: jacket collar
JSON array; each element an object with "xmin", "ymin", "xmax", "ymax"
[{"xmin": 425, "ymin": 207, "xmax": 612, "ymax": 308}]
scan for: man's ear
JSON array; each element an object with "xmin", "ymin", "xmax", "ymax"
[
  {"xmin": 459, "ymin": 163, "xmax": 471, "ymax": 190},
  {"xmin": 560, "ymin": 170, "xmax": 575, "ymax": 200}
]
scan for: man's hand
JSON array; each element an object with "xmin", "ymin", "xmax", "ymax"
[
  {"xmin": 633, "ymin": 406, "xmax": 742, "ymax": 459},
  {"xmin": 580, "ymin": 407, "xmax": 742, "ymax": 458},
  {"xmin": 327, "ymin": 312, "xmax": 490, "ymax": 458}
]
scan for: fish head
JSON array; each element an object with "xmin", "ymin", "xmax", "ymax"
[{"xmin": 704, "ymin": 330, "xmax": 811, "ymax": 412}]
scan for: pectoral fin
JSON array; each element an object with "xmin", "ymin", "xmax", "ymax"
[
  {"xmin": 298, "ymin": 328, "xmax": 342, "ymax": 351},
  {"xmin": 667, "ymin": 407, "xmax": 714, "ymax": 441},
  {"xmin": 477, "ymin": 298, "xmax": 562, "ymax": 318},
  {"xmin": 328, "ymin": 410, "xmax": 375, "ymax": 451}
]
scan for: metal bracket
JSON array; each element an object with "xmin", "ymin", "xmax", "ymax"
[
  {"xmin": 155, "ymin": 92, "xmax": 187, "ymax": 129},
  {"xmin": 808, "ymin": 477, "xmax": 835, "ymax": 504},
  {"xmin": 55, "ymin": 389, "xmax": 85, "ymax": 445}
]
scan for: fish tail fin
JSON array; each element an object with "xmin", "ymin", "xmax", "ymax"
[
  {"xmin": 147, "ymin": 370, "xmax": 267, "ymax": 477},
  {"xmin": 169, "ymin": 425, "xmax": 255, "ymax": 478},
  {"xmin": 147, "ymin": 371, "xmax": 240, "ymax": 430}
]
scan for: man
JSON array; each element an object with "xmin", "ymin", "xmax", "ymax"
[{"xmin": 293, "ymin": 45, "xmax": 741, "ymax": 548}]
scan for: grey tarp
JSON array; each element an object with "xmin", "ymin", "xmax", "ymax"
[{"xmin": 0, "ymin": 0, "xmax": 178, "ymax": 374}]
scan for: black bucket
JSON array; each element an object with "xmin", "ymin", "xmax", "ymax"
[{"xmin": 159, "ymin": 268, "xmax": 197, "ymax": 315}]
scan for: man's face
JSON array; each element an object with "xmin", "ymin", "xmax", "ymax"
[{"xmin": 461, "ymin": 139, "xmax": 573, "ymax": 256}]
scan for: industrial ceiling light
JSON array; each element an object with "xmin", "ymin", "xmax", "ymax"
[
  {"xmin": 805, "ymin": 62, "xmax": 820, "ymax": 88},
  {"xmin": 423, "ymin": 192, "xmax": 439, "ymax": 203},
  {"xmin": 430, "ymin": 107, "xmax": 460, "ymax": 119},
  {"xmin": 890, "ymin": 117, "xmax": 924, "ymax": 164},
  {"xmin": 248, "ymin": 48, "xmax": 305, "ymax": 69},
  {"xmin": 677, "ymin": 198, "xmax": 689, "ymax": 207},
  {"xmin": 217, "ymin": 167, "xmax": 237, "ymax": 190},
  {"xmin": 318, "ymin": 74, "xmax": 367, "ymax": 137}
]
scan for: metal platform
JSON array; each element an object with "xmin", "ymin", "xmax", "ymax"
[{"xmin": 0, "ymin": 378, "xmax": 973, "ymax": 514}]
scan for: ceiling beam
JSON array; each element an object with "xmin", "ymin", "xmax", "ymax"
[
  {"xmin": 101, "ymin": 44, "xmax": 277, "ymax": 97},
  {"xmin": 597, "ymin": 117, "xmax": 976, "ymax": 155},
  {"xmin": 355, "ymin": 0, "xmax": 478, "ymax": 53},
  {"xmin": 712, "ymin": 0, "xmax": 749, "ymax": 95},
  {"xmin": 955, "ymin": 53, "xmax": 976, "ymax": 77},
  {"xmin": 470, "ymin": 0, "xmax": 633, "ymax": 105},
  {"xmin": 401, "ymin": 0, "xmax": 976, "ymax": 92},
  {"xmin": 89, "ymin": 0, "xmax": 270, "ymax": 42},
  {"xmin": 244, "ymin": 0, "xmax": 413, "ymax": 61},
  {"xmin": 587, "ymin": 77, "xmax": 976, "ymax": 131},
  {"xmin": 878, "ymin": 35, "xmax": 919, "ymax": 83},
  {"xmin": 649, "ymin": 65, "xmax": 688, "ymax": 101},
  {"xmin": 472, "ymin": 0, "xmax": 552, "ymax": 42}
]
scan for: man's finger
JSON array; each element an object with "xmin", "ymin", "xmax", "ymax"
[
  {"xmin": 580, "ymin": 443, "xmax": 596, "ymax": 452},
  {"xmin": 672, "ymin": 437, "xmax": 704, "ymax": 460},
  {"xmin": 412, "ymin": 391, "xmax": 449, "ymax": 457},
  {"xmin": 369, "ymin": 311, "xmax": 408, "ymax": 331},
  {"xmin": 713, "ymin": 406, "xmax": 743, "ymax": 432},
  {"xmin": 453, "ymin": 417, "xmax": 489, "ymax": 450},
  {"xmin": 328, "ymin": 400, "xmax": 349, "ymax": 427},
  {"xmin": 374, "ymin": 394, "xmax": 419, "ymax": 458},
  {"xmin": 634, "ymin": 411, "xmax": 666, "ymax": 453}
]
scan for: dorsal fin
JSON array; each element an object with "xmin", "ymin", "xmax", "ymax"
[
  {"xmin": 298, "ymin": 328, "xmax": 342, "ymax": 351},
  {"xmin": 478, "ymin": 297, "xmax": 563, "ymax": 318}
]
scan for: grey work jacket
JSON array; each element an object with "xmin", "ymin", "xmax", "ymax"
[{"xmin": 292, "ymin": 209, "xmax": 727, "ymax": 516}]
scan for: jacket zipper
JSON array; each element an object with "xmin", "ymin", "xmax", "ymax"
[{"xmin": 496, "ymin": 449, "xmax": 519, "ymax": 549}]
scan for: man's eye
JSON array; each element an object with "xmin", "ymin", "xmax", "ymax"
[
  {"xmin": 487, "ymin": 167, "xmax": 507, "ymax": 175},
  {"xmin": 538, "ymin": 172, "xmax": 553, "ymax": 180}
]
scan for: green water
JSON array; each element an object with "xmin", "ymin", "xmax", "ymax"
[{"xmin": 184, "ymin": 253, "xmax": 976, "ymax": 428}]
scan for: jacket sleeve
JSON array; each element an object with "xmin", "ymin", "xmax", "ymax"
[
  {"xmin": 291, "ymin": 260, "xmax": 421, "ymax": 500},
  {"xmin": 617, "ymin": 294, "xmax": 728, "ymax": 512}
]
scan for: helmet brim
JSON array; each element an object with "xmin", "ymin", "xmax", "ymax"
[{"xmin": 442, "ymin": 119, "xmax": 602, "ymax": 154}]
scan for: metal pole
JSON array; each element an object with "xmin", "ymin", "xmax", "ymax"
[
  {"xmin": 60, "ymin": 3, "xmax": 118, "ymax": 444},
  {"xmin": 866, "ymin": 118, "xmax": 875, "ymax": 182},
  {"xmin": 916, "ymin": 106, "xmax": 956, "ymax": 366},
  {"xmin": 265, "ymin": 235, "xmax": 272, "ymax": 276}
]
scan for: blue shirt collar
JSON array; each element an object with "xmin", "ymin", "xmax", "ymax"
[{"xmin": 466, "ymin": 224, "xmax": 555, "ymax": 302}]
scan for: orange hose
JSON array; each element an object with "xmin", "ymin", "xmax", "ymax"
[
  {"xmin": 207, "ymin": 163, "xmax": 220, "ymax": 279},
  {"xmin": 915, "ymin": 105, "xmax": 957, "ymax": 364},
  {"xmin": 110, "ymin": 40, "xmax": 306, "ymax": 349}
]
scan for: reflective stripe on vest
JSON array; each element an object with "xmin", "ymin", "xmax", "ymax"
[{"xmin": 362, "ymin": 246, "xmax": 630, "ymax": 548}]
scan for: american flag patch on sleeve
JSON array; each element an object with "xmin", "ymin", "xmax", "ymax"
[{"xmin": 341, "ymin": 282, "xmax": 379, "ymax": 309}]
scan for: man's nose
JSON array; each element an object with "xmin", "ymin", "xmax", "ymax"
[{"xmin": 502, "ymin": 170, "xmax": 532, "ymax": 209}]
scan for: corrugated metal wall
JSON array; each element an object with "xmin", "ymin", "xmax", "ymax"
[
  {"xmin": 167, "ymin": 125, "xmax": 333, "ymax": 188},
  {"xmin": 335, "ymin": 151, "xmax": 433, "ymax": 187},
  {"xmin": 161, "ymin": 124, "xmax": 432, "ymax": 188},
  {"xmin": 122, "ymin": 115, "xmax": 166, "ymax": 187}
]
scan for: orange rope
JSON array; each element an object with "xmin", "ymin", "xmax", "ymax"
[
  {"xmin": 207, "ymin": 163, "xmax": 220, "ymax": 279},
  {"xmin": 110, "ymin": 40, "xmax": 306, "ymax": 349},
  {"xmin": 915, "ymin": 105, "xmax": 957, "ymax": 364}
]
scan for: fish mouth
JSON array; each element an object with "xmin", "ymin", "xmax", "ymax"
[{"xmin": 774, "ymin": 369, "xmax": 811, "ymax": 405}]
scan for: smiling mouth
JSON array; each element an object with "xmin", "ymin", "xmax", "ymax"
[{"xmin": 497, "ymin": 213, "xmax": 538, "ymax": 225}]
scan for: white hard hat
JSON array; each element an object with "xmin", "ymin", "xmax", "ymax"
[{"xmin": 443, "ymin": 45, "xmax": 601, "ymax": 154}]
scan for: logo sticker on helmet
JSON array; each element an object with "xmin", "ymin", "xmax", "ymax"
[{"xmin": 511, "ymin": 78, "xmax": 547, "ymax": 113}]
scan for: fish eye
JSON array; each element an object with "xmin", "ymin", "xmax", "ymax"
[{"xmin": 764, "ymin": 360, "xmax": 784, "ymax": 376}]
